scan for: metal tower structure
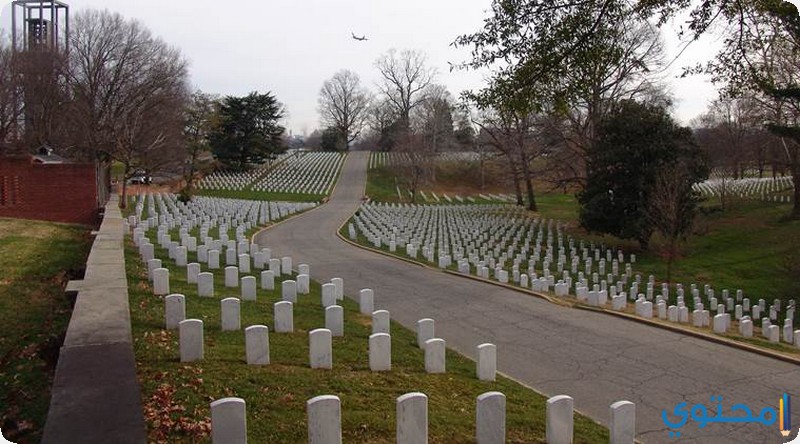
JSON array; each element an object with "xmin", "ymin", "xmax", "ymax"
[
  {"xmin": 9, "ymin": 1, "xmax": 69, "ymax": 149},
  {"xmin": 11, "ymin": 1, "xmax": 69, "ymax": 53}
]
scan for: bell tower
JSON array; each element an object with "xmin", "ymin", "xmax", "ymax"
[{"xmin": 10, "ymin": 1, "xmax": 69, "ymax": 148}]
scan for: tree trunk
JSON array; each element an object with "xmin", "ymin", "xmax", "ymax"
[
  {"xmin": 521, "ymin": 159, "xmax": 537, "ymax": 211},
  {"xmin": 480, "ymin": 156, "xmax": 485, "ymax": 190},
  {"xmin": 119, "ymin": 178, "xmax": 129, "ymax": 209},
  {"xmin": 791, "ymin": 160, "xmax": 800, "ymax": 219},
  {"xmin": 506, "ymin": 155, "xmax": 523, "ymax": 206}
]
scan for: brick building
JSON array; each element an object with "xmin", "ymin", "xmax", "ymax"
[{"xmin": 0, "ymin": 155, "xmax": 109, "ymax": 226}]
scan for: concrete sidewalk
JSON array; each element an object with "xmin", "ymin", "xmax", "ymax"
[{"xmin": 42, "ymin": 195, "xmax": 146, "ymax": 443}]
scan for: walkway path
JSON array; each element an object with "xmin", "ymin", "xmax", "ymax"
[{"xmin": 256, "ymin": 151, "xmax": 799, "ymax": 443}]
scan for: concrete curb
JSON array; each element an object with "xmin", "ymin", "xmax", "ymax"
[
  {"xmin": 336, "ymin": 221, "xmax": 800, "ymax": 366},
  {"xmin": 42, "ymin": 195, "xmax": 146, "ymax": 444}
]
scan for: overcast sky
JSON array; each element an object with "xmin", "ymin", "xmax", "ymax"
[{"xmin": 1, "ymin": 0, "xmax": 744, "ymax": 136}]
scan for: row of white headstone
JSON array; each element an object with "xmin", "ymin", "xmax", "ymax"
[
  {"xmin": 252, "ymin": 151, "xmax": 344, "ymax": 195},
  {"xmin": 208, "ymin": 392, "xmax": 636, "ymax": 444},
  {"xmin": 694, "ymin": 175, "xmax": 794, "ymax": 203},
  {"xmin": 165, "ymin": 287, "xmax": 498, "ymax": 380},
  {"xmin": 350, "ymin": 202, "xmax": 797, "ymax": 345},
  {"xmin": 196, "ymin": 151, "xmax": 296, "ymax": 191}
]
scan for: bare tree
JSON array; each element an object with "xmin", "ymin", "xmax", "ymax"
[
  {"xmin": 648, "ymin": 163, "xmax": 700, "ymax": 283},
  {"xmin": 318, "ymin": 70, "xmax": 371, "ymax": 150},
  {"xmin": 413, "ymin": 84, "xmax": 455, "ymax": 153},
  {"xmin": 0, "ymin": 37, "xmax": 22, "ymax": 151},
  {"xmin": 393, "ymin": 132, "xmax": 431, "ymax": 203},
  {"xmin": 549, "ymin": 20, "xmax": 667, "ymax": 190},
  {"xmin": 374, "ymin": 49, "xmax": 436, "ymax": 130},
  {"xmin": 65, "ymin": 9, "xmax": 190, "ymax": 207},
  {"xmin": 182, "ymin": 90, "xmax": 219, "ymax": 198},
  {"xmin": 474, "ymin": 105, "xmax": 550, "ymax": 211}
]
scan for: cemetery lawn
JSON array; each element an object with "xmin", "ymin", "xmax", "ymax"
[
  {"xmin": 126, "ymin": 236, "xmax": 609, "ymax": 442},
  {"xmin": 573, "ymin": 200, "xmax": 800, "ymax": 306},
  {"xmin": 366, "ymin": 165, "xmax": 520, "ymax": 205},
  {"xmin": 0, "ymin": 218, "xmax": 91, "ymax": 443},
  {"xmin": 365, "ymin": 166, "xmax": 400, "ymax": 202},
  {"xmin": 195, "ymin": 188, "xmax": 325, "ymax": 203}
]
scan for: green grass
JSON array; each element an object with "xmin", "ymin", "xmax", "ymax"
[
  {"xmin": 0, "ymin": 218, "xmax": 92, "ymax": 444},
  {"xmin": 195, "ymin": 188, "xmax": 325, "ymax": 203},
  {"xmin": 366, "ymin": 166, "xmax": 402, "ymax": 203},
  {"xmin": 366, "ymin": 165, "xmax": 523, "ymax": 206},
  {"xmin": 533, "ymin": 193, "xmax": 580, "ymax": 221},
  {"xmin": 632, "ymin": 200, "xmax": 800, "ymax": 303},
  {"xmin": 127, "ymin": 223, "xmax": 608, "ymax": 442}
]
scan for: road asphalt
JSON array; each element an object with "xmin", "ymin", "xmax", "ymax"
[{"xmin": 256, "ymin": 151, "xmax": 800, "ymax": 443}]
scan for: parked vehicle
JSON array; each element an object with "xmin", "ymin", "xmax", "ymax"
[{"xmin": 128, "ymin": 172, "xmax": 152, "ymax": 185}]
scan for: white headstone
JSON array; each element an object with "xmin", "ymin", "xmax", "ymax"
[
  {"xmin": 740, "ymin": 319, "xmax": 753, "ymax": 338},
  {"xmin": 208, "ymin": 249, "xmax": 220, "ymax": 269},
  {"xmin": 713, "ymin": 314, "xmax": 727, "ymax": 333},
  {"xmin": 253, "ymin": 252, "xmax": 265, "ymax": 269},
  {"xmin": 241, "ymin": 276, "xmax": 257, "ymax": 301},
  {"xmin": 768, "ymin": 324, "xmax": 780, "ymax": 343},
  {"xmin": 325, "ymin": 305, "xmax": 344, "ymax": 337},
  {"xmin": 187, "ymin": 262, "xmax": 201, "ymax": 284},
  {"xmin": 225, "ymin": 266, "xmax": 239, "ymax": 288},
  {"xmin": 210, "ymin": 397, "xmax": 247, "ymax": 444},
  {"xmin": 359, "ymin": 289, "xmax": 374, "ymax": 314},
  {"xmin": 417, "ymin": 318, "xmax": 434, "ymax": 349},
  {"xmin": 226, "ymin": 248, "xmax": 237, "ymax": 266},
  {"xmin": 476, "ymin": 392, "xmax": 505, "ymax": 444},
  {"xmin": 309, "ymin": 328, "xmax": 333, "ymax": 369},
  {"xmin": 165, "ymin": 294, "xmax": 185, "ymax": 330},
  {"xmin": 261, "ymin": 270, "xmax": 275, "ymax": 290},
  {"xmin": 372, "ymin": 310, "xmax": 390, "ymax": 334},
  {"xmin": 198, "ymin": 272, "xmax": 214, "ymax": 297},
  {"xmin": 175, "ymin": 246, "xmax": 188, "ymax": 267},
  {"xmin": 147, "ymin": 258, "xmax": 162, "ymax": 280},
  {"xmin": 369, "ymin": 333, "xmax": 391, "ymax": 371},
  {"xmin": 477, "ymin": 343, "xmax": 496, "ymax": 382},
  {"xmin": 179, "ymin": 319, "xmax": 203, "ymax": 362},
  {"xmin": 282, "ymin": 280, "xmax": 297, "ymax": 303},
  {"xmin": 298, "ymin": 263, "xmax": 310, "ymax": 276},
  {"xmin": 281, "ymin": 256, "xmax": 293, "ymax": 275},
  {"xmin": 322, "ymin": 284, "xmax": 337, "ymax": 308},
  {"xmin": 307, "ymin": 395, "xmax": 342, "ymax": 444},
  {"xmin": 238, "ymin": 254, "xmax": 251, "ymax": 273},
  {"xmin": 609, "ymin": 400, "xmax": 635, "ymax": 444},
  {"xmin": 331, "ymin": 277, "xmax": 344, "ymax": 300},
  {"xmin": 221, "ymin": 298, "xmax": 241, "ymax": 331},
  {"xmin": 297, "ymin": 274, "xmax": 310, "ymax": 295},
  {"xmin": 397, "ymin": 393, "xmax": 427, "ymax": 444},
  {"xmin": 546, "ymin": 395, "xmax": 573, "ymax": 444},
  {"xmin": 269, "ymin": 258, "xmax": 281, "ymax": 275},
  {"xmin": 153, "ymin": 268, "xmax": 170, "ymax": 295},
  {"xmin": 274, "ymin": 301, "xmax": 294, "ymax": 333},
  {"xmin": 424, "ymin": 338, "xmax": 446, "ymax": 373},
  {"xmin": 245, "ymin": 325, "xmax": 269, "ymax": 365}
]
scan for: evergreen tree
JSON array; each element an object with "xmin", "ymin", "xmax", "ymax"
[
  {"xmin": 208, "ymin": 91, "xmax": 285, "ymax": 171},
  {"xmin": 578, "ymin": 100, "xmax": 707, "ymax": 249}
]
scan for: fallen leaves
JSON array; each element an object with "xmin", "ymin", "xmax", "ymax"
[{"xmin": 143, "ymin": 382, "xmax": 211, "ymax": 443}]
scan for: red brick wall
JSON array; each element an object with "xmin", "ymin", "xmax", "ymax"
[{"xmin": 0, "ymin": 157, "xmax": 99, "ymax": 226}]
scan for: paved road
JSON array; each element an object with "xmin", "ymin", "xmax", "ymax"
[{"xmin": 256, "ymin": 151, "xmax": 800, "ymax": 443}]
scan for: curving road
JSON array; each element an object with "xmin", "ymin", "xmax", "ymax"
[{"xmin": 255, "ymin": 151, "xmax": 800, "ymax": 443}]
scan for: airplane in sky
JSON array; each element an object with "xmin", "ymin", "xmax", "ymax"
[{"xmin": 351, "ymin": 32, "xmax": 368, "ymax": 41}]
